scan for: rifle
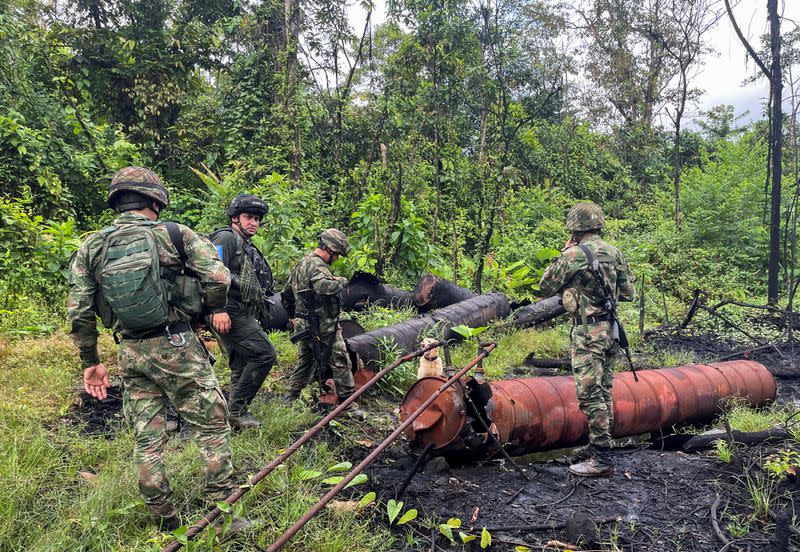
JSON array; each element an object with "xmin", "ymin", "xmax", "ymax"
[
  {"xmin": 578, "ymin": 244, "xmax": 638, "ymax": 382},
  {"xmin": 292, "ymin": 289, "xmax": 336, "ymax": 390}
]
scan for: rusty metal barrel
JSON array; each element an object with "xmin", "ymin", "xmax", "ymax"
[{"xmin": 400, "ymin": 361, "xmax": 777, "ymax": 458}]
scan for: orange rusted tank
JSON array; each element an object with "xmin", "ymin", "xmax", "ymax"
[{"xmin": 400, "ymin": 361, "xmax": 777, "ymax": 458}]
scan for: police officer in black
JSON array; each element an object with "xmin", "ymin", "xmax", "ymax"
[{"xmin": 209, "ymin": 194, "xmax": 276, "ymax": 429}]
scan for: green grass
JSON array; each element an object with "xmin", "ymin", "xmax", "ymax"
[
  {"xmin": 448, "ymin": 324, "xmax": 570, "ymax": 379},
  {"xmin": 0, "ymin": 332, "xmax": 394, "ymax": 552}
]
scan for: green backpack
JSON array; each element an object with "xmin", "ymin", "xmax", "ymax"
[{"xmin": 95, "ymin": 223, "xmax": 171, "ymax": 332}]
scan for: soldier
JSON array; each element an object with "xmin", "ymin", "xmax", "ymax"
[
  {"xmin": 281, "ymin": 229, "xmax": 358, "ymax": 410},
  {"xmin": 539, "ymin": 202, "xmax": 635, "ymax": 477},
  {"xmin": 209, "ymin": 194, "xmax": 277, "ymax": 429},
  {"xmin": 68, "ymin": 167, "xmax": 237, "ymax": 530}
]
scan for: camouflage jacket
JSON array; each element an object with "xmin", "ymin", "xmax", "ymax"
[
  {"xmin": 539, "ymin": 234, "xmax": 635, "ymax": 317},
  {"xmin": 281, "ymin": 252, "xmax": 346, "ymax": 336},
  {"xmin": 67, "ymin": 213, "xmax": 230, "ymax": 368}
]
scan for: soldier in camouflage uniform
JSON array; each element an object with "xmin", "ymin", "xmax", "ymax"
[
  {"xmin": 539, "ymin": 202, "xmax": 635, "ymax": 477},
  {"xmin": 68, "ymin": 167, "xmax": 237, "ymax": 528},
  {"xmin": 281, "ymin": 229, "xmax": 357, "ymax": 408},
  {"xmin": 210, "ymin": 194, "xmax": 276, "ymax": 429}
]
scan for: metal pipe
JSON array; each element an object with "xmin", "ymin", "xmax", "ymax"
[
  {"xmin": 266, "ymin": 343, "xmax": 497, "ymax": 552},
  {"xmin": 510, "ymin": 295, "xmax": 566, "ymax": 329},
  {"xmin": 412, "ymin": 273, "xmax": 478, "ymax": 311},
  {"xmin": 162, "ymin": 340, "xmax": 446, "ymax": 552},
  {"xmin": 346, "ymin": 293, "xmax": 510, "ymax": 368},
  {"xmin": 400, "ymin": 360, "xmax": 777, "ymax": 459}
]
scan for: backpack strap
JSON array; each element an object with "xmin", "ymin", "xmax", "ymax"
[{"xmin": 166, "ymin": 222, "xmax": 186, "ymax": 263}]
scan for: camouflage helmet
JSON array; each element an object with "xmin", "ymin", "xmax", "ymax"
[
  {"xmin": 108, "ymin": 166, "xmax": 169, "ymax": 210},
  {"xmin": 565, "ymin": 201, "xmax": 605, "ymax": 232},
  {"xmin": 226, "ymin": 194, "xmax": 268, "ymax": 218},
  {"xmin": 319, "ymin": 228, "xmax": 351, "ymax": 256}
]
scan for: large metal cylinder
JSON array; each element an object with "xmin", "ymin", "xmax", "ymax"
[{"xmin": 400, "ymin": 361, "xmax": 777, "ymax": 458}]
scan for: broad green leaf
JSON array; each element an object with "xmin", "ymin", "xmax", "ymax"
[
  {"xmin": 450, "ymin": 325, "xmax": 472, "ymax": 338},
  {"xmin": 459, "ymin": 531, "xmax": 476, "ymax": 543},
  {"xmin": 296, "ymin": 469, "xmax": 323, "ymax": 481},
  {"xmin": 438, "ymin": 523, "xmax": 455, "ymax": 543},
  {"xmin": 397, "ymin": 509, "xmax": 417, "ymax": 525},
  {"xmin": 358, "ymin": 491, "xmax": 376, "ymax": 507},
  {"xmin": 514, "ymin": 547, "xmax": 531, "ymax": 552},
  {"xmin": 386, "ymin": 499, "xmax": 403, "ymax": 524},
  {"xmin": 447, "ymin": 518, "xmax": 462, "ymax": 527},
  {"xmin": 328, "ymin": 461, "xmax": 353, "ymax": 472},
  {"xmin": 215, "ymin": 501, "xmax": 232, "ymax": 513},
  {"xmin": 480, "ymin": 527, "xmax": 492, "ymax": 548},
  {"xmin": 345, "ymin": 474, "xmax": 368, "ymax": 488},
  {"xmin": 322, "ymin": 476, "xmax": 344, "ymax": 485}
]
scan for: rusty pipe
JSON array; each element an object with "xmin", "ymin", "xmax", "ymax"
[
  {"xmin": 400, "ymin": 360, "xmax": 776, "ymax": 458},
  {"xmin": 266, "ymin": 343, "xmax": 497, "ymax": 552},
  {"xmin": 162, "ymin": 340, "xmax": 446, "ymax": 552}
]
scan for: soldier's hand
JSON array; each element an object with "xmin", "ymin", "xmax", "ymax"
[
  {"xmin": 564, "ymin": 236, "xmax": 578, "ymax": 250},
  {"xmin": 84, "ymin": 364, "xmax": 110, "ymax": 401},
  {"xmin": 337, "ymin": 276, "xmax": 348, "ymax": 287},
  {"xmin": 289, "ymin": 318, "xmax": 296, "ymax": 328},
  {"xmin": 211, "ymin": 312, "xmax": 232, "ymax": 334}
]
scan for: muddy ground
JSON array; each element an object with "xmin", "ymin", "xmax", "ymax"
[{"xmin": 63, "ymin": 330, "xmax": 800, "ymax": 551}]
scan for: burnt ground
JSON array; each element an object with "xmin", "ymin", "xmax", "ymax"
[
  {"xmin": 360, "ymin": 331, "xmax": 800, "ymax": 552},
  {"xmin": 60, "ymin": 330, "xmax": 800, "ymax": 551}
]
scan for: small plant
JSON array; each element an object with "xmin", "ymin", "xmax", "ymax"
[
  {"xmin": 385, "ymin": 499, "xmax": 417, "ymax": 525},
  {"xmin": 725, "ymin": 514, "xmax": 749, "ymax": 538},
  {"xmin": 763, "ymin": 449, "xmax": 800, "ymax": 479},
  {"xmin": 714, "ymin": 439, "xmax": 734, "ymax": 464},
  {"xmin": 744, "ymin": 472, "xmax": 775, "ymax": 520}
]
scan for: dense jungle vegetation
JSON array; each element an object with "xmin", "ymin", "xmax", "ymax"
[{"xmin": 2, "ymin": 0, "xmax": 799, "ymax": 334}]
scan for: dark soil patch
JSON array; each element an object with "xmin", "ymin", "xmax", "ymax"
[{"xmin": 61, "ymin": 385, "xmax": 185, "ymax": 437}]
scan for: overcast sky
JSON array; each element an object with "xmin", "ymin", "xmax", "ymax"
[{"xmin": 347, "ymin": 0, "xmax": 799, "ymax": 127}]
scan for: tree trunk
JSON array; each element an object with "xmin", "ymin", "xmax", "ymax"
[
  {"xmin": 767, "ymin": 0, "xmax": 782, "ymax": 304},
  {"xmin": 672, "ymin": 66, "xmax": 687, "ymax": 230}
]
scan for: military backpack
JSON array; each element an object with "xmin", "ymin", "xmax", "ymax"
[{"xmin": 95, "ymin": 222, "xmax": 202, "ymax": 332}]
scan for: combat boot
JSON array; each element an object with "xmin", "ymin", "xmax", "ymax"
[
  {"xmin": 568, "ymin": 445, "xmax": 613, "ymax": 477},
  {"xmin": 281, "ymin": 391, "xmax": 300, "ymax": 405},
  {"xmin": 156, "ymin": 514, "xmax": 181, "ymax": 532},
  {"xmin": 229, "ymin": 411, "xmax": 262, "ymax": 429}
]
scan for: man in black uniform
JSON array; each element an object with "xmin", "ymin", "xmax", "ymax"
[{"xmin": 209, "ymin": 194, "xmax": 276, "ymax": 429}]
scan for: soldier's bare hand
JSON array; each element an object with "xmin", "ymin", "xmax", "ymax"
[
  {"xmin": 289, "ymin": 318, "xmax": 296, "ymax": 328},
  {"xmin": 84, "ymin": 364, "xmax": 110, "ymax": 401},
  {"xmin": 564, "ymin": 237, "xmax": 578, "ymax": 250},
  {"xmin": 212, "ymin": 312, "xmax": 232, "ymax": 334}
]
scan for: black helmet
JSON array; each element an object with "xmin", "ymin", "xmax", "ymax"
[{"xmin": 226, "ymin": 194, "xmax": 268, "ymax": 218}]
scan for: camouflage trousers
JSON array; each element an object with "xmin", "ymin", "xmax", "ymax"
[
  {"xmin": 119, "ymin": 331, "xmax": 236, "ymax": 517},
  {"xmin": 286, "ymin": 329, "xmax": 355, "ymax": 399},
  {"xmin": 570, "ymin": 321, "xmax": 618, "ymax": 448}
]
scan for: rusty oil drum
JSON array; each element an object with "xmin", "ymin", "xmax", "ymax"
[{"xmin": 400, "ymin": 361, "xmax": 777, "ymax": 457}]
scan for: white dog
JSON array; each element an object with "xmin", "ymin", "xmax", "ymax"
[{"xmin": 417, "ymin": 337, "xmax": 444, "ymax": 379}]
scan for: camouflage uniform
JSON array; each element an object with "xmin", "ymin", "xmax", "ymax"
[
  {"xmin": 282, "ymin": 252, "xmax": 354, "ymax": 399},
  {"xmin": 539, "ymin": 212, "xmax": 635, "ymax": 450},
  {"xmin": 68, "ymin": 211, "xmax": 236, "ymax": 517}
]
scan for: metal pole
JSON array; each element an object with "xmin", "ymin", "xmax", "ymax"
[
  {"xmin": 162, "ymin": 340, "xmax": 446, "ymax": 552},
  {"xmin": 266, "ymin": 343, "xmax": 497, "ymax": 552}
]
